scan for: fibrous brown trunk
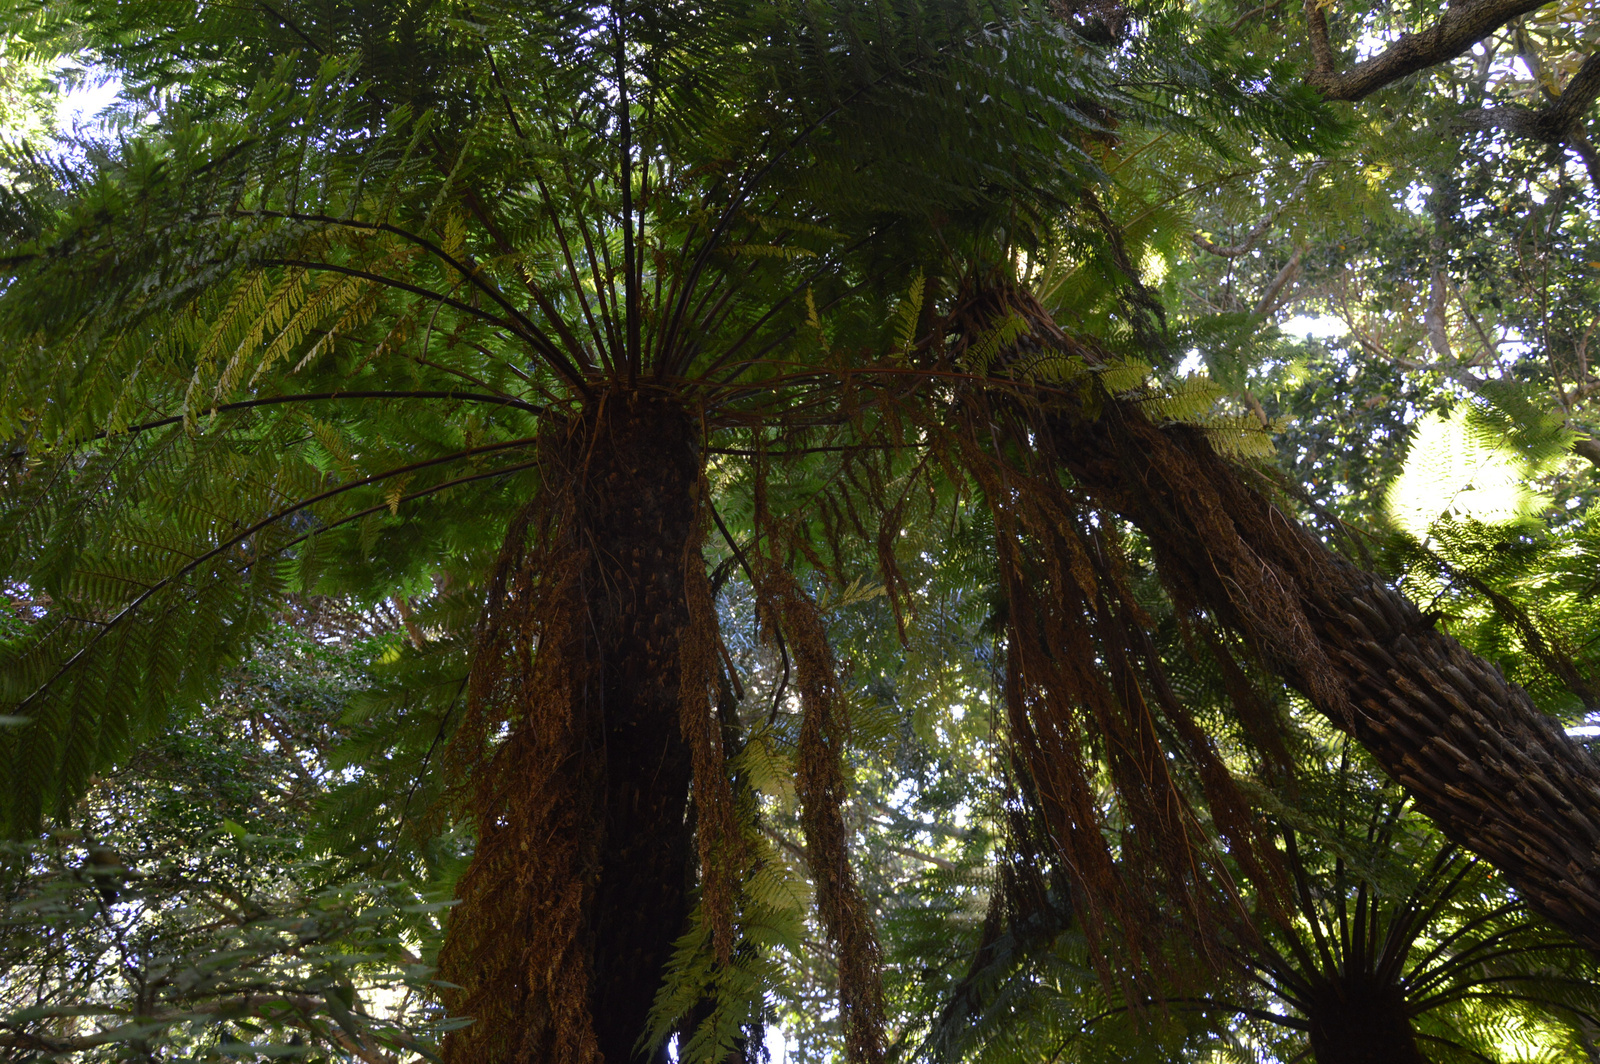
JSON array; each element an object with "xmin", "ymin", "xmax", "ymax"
[
  {"xmin": 1046, "ymin": 396, "xmax": 1600, "ymax": 952},
  {"xmin": 964, "ymin": 289, "xmax": 1600, "ymax": 953},
  {"xmin": 581, "ymin": 395, "xmax": 700, "ymax": 1064},
  {"xmin": 1305, "ymin": 978, "xmax": 1426, "ymax": 1064},
  {"xmin": 442, "ymin": 392, "xmax": 702, "ymax": 1064}
]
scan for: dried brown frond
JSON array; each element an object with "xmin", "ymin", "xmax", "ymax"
[
  {"xmin": 921, "ymin": 281, "xmax": 1296, "ymax": 997},
  {"xmin": 679, "ymin": 477, "xmax": 744, "ymax": 967},
  {"xmin": 438, "ymin": 462, "xmax": 600, "ymax": 1064},
  {"xmin": 750, "ymin": 548, "xmax": 886, "ymax": 1064}
]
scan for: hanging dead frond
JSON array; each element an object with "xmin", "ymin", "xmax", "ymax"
[
  {"xmin": 750, "ymin": 550, "xmax": 886, "ymax": 1064},
  {"xmin": 438, "ymin": 458, "xmax": 600, "ymax": 1064},
  {"xmin": 947, "ymin": 277, "xmax": 1600, "ymax": 957},
  {"xmin": 923, "ymin": 283, "xmax": 1296, "ymax": 998},
  {"xmin": 679, "ymin": 476, "xmax": 744, "ymax": 967}
]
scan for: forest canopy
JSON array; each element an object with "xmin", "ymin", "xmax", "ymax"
[{"xmin": 2, "ymin": 0, "xmax": 1600, "ymax": 1061}]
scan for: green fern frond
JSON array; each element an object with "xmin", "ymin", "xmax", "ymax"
[{"xmin": 961, "ymin": 312, "xmax": 1031, "ymax": 376}]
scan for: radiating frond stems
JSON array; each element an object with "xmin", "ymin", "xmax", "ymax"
[
  {"xmin": 405, "ymin": 355, "xmax": 535, "ymax": 406},
  {"xmin": 453, "ymin": 342, "xmax": 537, "ymax": 389},
  {"xmin": 262, "ymin": 257, "xmax": 520, "ymax": 340},
  {"xmin": 1411, "ymin": 984, "xmax": 1600, "ymax": 1023},
  {"xmin": 483, "ymin": 48, "xmax": 527, "ymax": 141},
  {"xmin": 615, "ymin": 19, "xmax": 641, "ymax": 386},
  {"xmin": 529, "ymin": 170, "xmax": 614, "ymax": 374},
  {"xmin": 689, "ymin": 238, "xmax": 878, "ymax": 384},
  {"xmin": 579, "ymin": 170, "xmax": 626, "ymax": 346},
  {"xmin": 394, "ymin": 672, "xmax": 471, "ymax": 841},
  {"xmin": 12, "ymin": 437, "xmax": 539, "ymax": 716},
  {"xmin": 229, "ymin": 209, "xmax": 584, "ymax": 380},
  {"xmin": 422, "ymin": 190, "xmax": 599, "ymax": 392},
  {"xmin": 1163, "ymin": 998, "xmax": 1314, "ymax": 1031},
  {"xmin": 54, "ymin": 391, "xmax": 549, "ymax": 449},
  {"xmin": 670, "ymin": 45, "xmax": 947, "ymax": 358},
  {"xmin": 1402, "ymin": 920, "xmax": 1548, "ymax": 998},
  {"xmin": 268, "ymin": 456, "xmax": 542, "ymax": 563}
]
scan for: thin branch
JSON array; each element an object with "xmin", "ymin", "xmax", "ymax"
[
  {"xmin": 1194, "ymin": 162, "xmax": 1327, "ymax": 259},
  {"xmin": 1255, "ymin": 245, "xmax": 1305, "ymax": 317},
  {"xmin": 254, "ymin": 0, "xmax": 324, "ymax": 52},
  {"xmin": 880, "ymin": 842, "xmax": 958, "ymax": 871}
]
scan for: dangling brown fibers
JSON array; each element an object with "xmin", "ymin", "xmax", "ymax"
[
  {"xmin": 752, "ymin": 550, "xmax": 887, "ymax": 1064},
  {"xmin": 439, "ymin": 391, "xmax": 736, "ymax": 1064},
  {"xmin": 952, "ymin": 422, "xmax": 1278, "ymax": 998},
  {"xmin": 953, "ymin": 282, "xmax": 1600, "ymax": 954}
]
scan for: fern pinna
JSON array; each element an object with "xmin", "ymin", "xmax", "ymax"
[
  {"xmin": 0, "ymin": 1, "xmax": 1128, "ymax": 1061},
  {"xmin": 8, "ymin": 0, "xmax": 1600, "ymax": 1061}
]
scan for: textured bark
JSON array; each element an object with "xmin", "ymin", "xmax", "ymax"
[
  {"xmin": 578, "ymin": 395, "xmax": 700, "ymax": 1064},
  {"xmin": 1457, "ymin": 51, "xmax": 1600, "ymax": 143},
  {"xmin": 441, "ymin": 392, "xmax": 701, "ymax": 1064},
  {"xmin": 1304, "ymin": 0, "xmax": 1550, "ymax": 102},
  {"xmin": 1305, "ymin": 978, "xmax": 1426, "ymax": 1064},
  {"xmin": 954, "ymin": 284, "xmax": 1600, "ymax": 952},
  {"xmin": 1045, "ymin": 399, "xmax": 1600, "ymax": 952}
]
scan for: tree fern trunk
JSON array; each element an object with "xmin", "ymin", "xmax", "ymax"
[
  {"xmin": 954, "ymin": 285, "xmax": 1600, "ymax": 950},
  {"xmin": 1305, "ymin": 979, "xmax": 1427, "ymax": 1064},
  {"xmin": 1047, "ymin": 399, "xmax": 1600, "ymax": 952},
  {"xmin": 442, "ymin": 393, "xmax": 700, "ymax": 1064},
  {"xmin": 578, "ymin": 395, "xmax": 699, "ymax": 1064}
]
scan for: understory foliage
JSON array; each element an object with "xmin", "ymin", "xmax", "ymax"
[
  {"xmin": 3, "ymin": 0, "xmax": 1600, "ymax": 1061},
  {"xmin": 0, "ymin": 620, "xmax": 465, "ymax": 1062}
]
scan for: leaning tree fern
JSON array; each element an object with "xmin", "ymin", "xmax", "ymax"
[
  {"xmin": 938, "ymin": 232, "xmax": 1600, "ymax": 960},
  {"xmin": 0, "ymin": 1, "xmax": 1130, "ymax": 1060}
]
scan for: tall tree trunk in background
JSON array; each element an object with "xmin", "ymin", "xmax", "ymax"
[
  {"xmin": 969, "ymin": 291, "xmax": 1600, "ymax": 953},
  {"xmin": 442, "ymin": 392, "xmax": 702, "ymax": 1064}
]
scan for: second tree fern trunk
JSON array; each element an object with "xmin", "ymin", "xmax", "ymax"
[{"xmin": 1048, "ymin": 391, "xmax": 1600, "ymax": 952}]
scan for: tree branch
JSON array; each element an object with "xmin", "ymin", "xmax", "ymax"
[
  {"xmin": 1303, "ymin": 0, "xmax": 1335, "ymax": 75},
  {"xmin": 1194, "ymin": 162, "xmax": 1326, "ymax": 261},
  {"xmin": 1255, "ymin": 245, "xmax": 1305, "ymax": 317},
  {"xmin": 1456, "ymin": 51, "xmax": 1600, "ymax": 154},
  {"xmin": 1571, "ymin": 435, "xmax": 1600, "ymax": 469},
  {"xmin": 1306, "ymin": 0, "xmax": 1551, "ymax": 102},
  {"xmin": 880, "ymin": 842, "xmax": 959, "ymax": 871}
]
